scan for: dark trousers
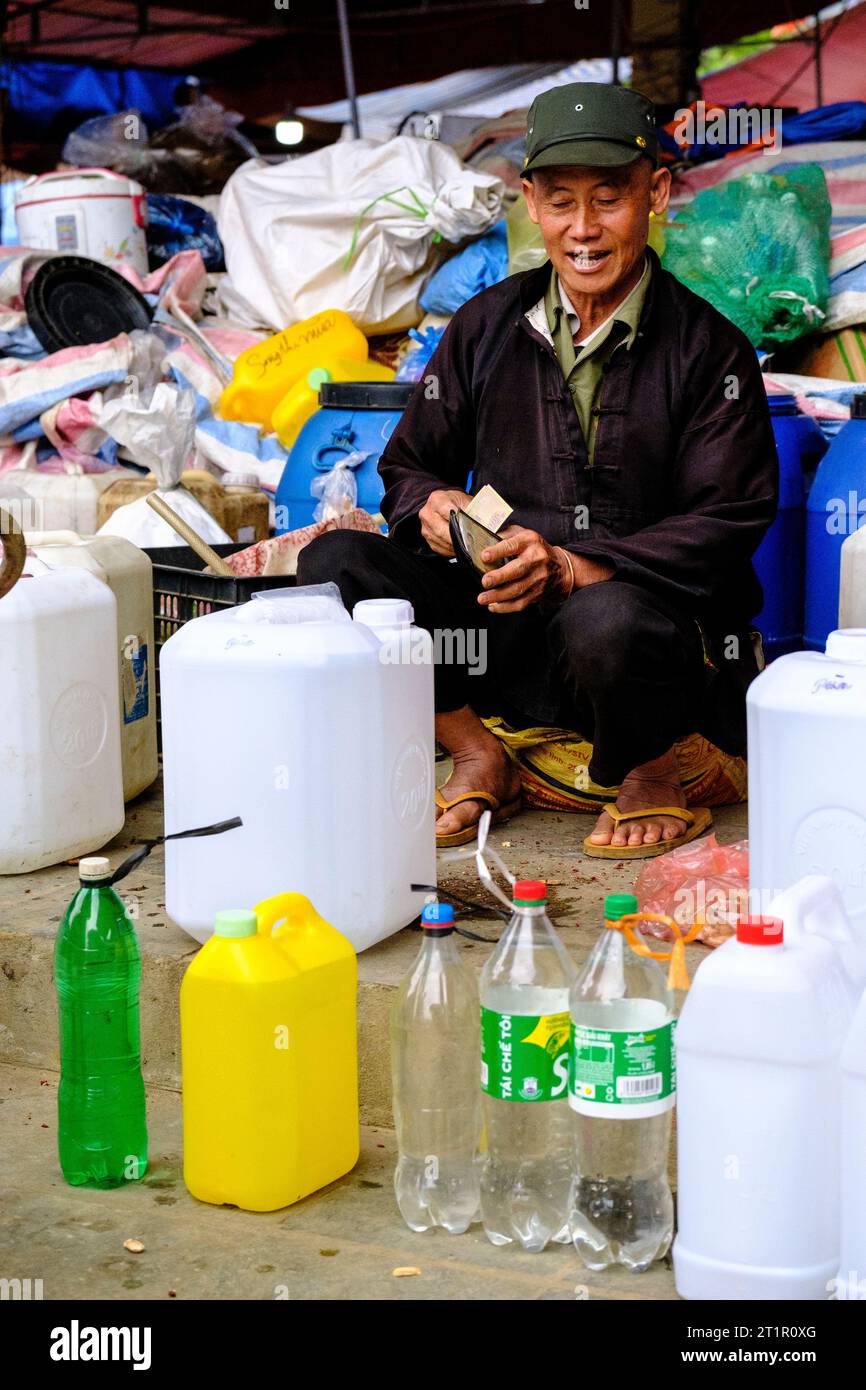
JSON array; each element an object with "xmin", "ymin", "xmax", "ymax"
[{"xmin": 297, "ymin": 530, "xmax": 737, "ymax": 788}]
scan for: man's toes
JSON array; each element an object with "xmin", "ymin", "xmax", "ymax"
[
  {"xmin": 588, "ymin": 813, "xmax": 615, "ymax": 844},
  {"xmin": 662, "ymin": 818, "xmax": 685, "ymax": 841},
  {"xmin": 435, "ymin": 800, "xmax": 482, "ymax": 838},
  {"xmin": 641, "ymin": 823, "xmax": 663, "ymax": 845}
]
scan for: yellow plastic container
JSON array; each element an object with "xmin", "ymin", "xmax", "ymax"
[
  {"xmin": 272, "ymin": 359, "xmax": 396, "ymax": 449},
  {"xmin": 219, "ymin": 309, "xmax": 369, "ymax": 429},
  {"xmin": 180, "ymin": 893, "xmax": 359, "ymax": 1212}
]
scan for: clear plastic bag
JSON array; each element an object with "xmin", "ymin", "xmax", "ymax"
[
  {"xmin": 62, "ymin": 97, "xmax": 257, "ymax": 196},
  {"xmin": 310, "ymin": 451, "xmax": 366, "ymax": 524},
  {"xmin": 635, "ymin": 833, "xmax": 749, "ymax": 948},
  {"xmin": 506, "ymin": 196, "xmax": 547, "ymax": 275},
  {"xmin": 61, "ymin": 111, "xmax": 151, "ymax": 179}
]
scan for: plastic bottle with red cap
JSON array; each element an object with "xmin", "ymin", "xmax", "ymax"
[{"xmin": 478, "ymin": 877, "xmax": 577, "ymax": 1252}]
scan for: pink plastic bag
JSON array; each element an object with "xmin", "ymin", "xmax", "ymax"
[{"xmin": 635, "ymin": 834, "xmax": 749, "ymax": 948}]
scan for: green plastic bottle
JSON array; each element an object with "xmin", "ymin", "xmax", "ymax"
[{"xmin": 55, "ymin": 856, "xmax": 147, "ymax": 1188}]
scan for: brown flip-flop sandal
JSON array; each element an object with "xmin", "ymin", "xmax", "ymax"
[
  {"xmin": 583, "ymin": 803, "xmax": 713, "ymax": 860},
  {"xmin": 435, "ymin": 787, "xmax": 523, "ymax": 849}
]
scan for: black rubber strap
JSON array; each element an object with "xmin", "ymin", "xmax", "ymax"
[{"xmin": 89, "ymin": 816, "xmax": 244, "ymax": 887}]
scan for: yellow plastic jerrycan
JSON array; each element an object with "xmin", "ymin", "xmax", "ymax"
[
  {"xmin": 180, "ymin": 893, "xmax": 359, "ymax": 1212},
  {"xmin": 219, "ymin": 309, "xmax": 369, "ymax": 429},
  {"xmin": 272, "ymin": 358, "xmax": 396, "ymax": 449}
]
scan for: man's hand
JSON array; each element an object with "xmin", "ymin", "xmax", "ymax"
[
  {"xmin": 478, "ymin": 527, "xmax": 614, "ymax": 613},
  {"xmin": 419, "ymin": 488, "xmax": 473, "ymax": 557}
]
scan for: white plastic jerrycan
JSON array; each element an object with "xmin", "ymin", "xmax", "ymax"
[
  {"xmin": 765, "ymin": 874, "xmax": 866, "ymax": 1001},
  {"xmin": 673, "ymin": 905, "xmax": 852, "ymax": 1301},
  {"xmin": 747, "ymin": 628, "xmax": 866, "ymax": 933},
  {"xmin": 0, "ymin": 537, "xmax": 124, "ymax": 873},
  {"xmin": 160, "ymin": 583, "xmax": 435, "ymax": 951},
  {"xmin": 839, "ymin": 524, "xmax": 866, "ymax": 629},
  {"xmin": 838, "ymin": 986, "xmax": 866, "ymax": 1301},
  {"xmin": 25, "ymin": 531, "xmax": 157, "ymax": 803},
  {"xmin": 9, "ymin": 464, "xmax": 139, "ymax": 534}
]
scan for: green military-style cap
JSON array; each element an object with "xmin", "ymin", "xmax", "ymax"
[{"xmin": 522, "ymin": 82, "xmax": 657, "ymax": 176}]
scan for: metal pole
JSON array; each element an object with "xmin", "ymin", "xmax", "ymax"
[
  {"xmin": 814, "ymin": 12, "xmax": 823, "ymax": 108},
  {"xmin": 336, "ymin": 0, "xmax": 362, "ymax": 139},
  {"xmin": 610, "ymin": 0, "xmax": 621, "ymax": 85}
]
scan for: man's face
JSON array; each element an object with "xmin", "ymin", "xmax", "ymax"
[{"xmin": 522, "ymin": 161, "xmax": 671, "ymax": 302}]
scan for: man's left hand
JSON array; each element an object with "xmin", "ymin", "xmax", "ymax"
[{"xmin": 477, "ymin": 527, "xmax": 572, "ymax": 613}]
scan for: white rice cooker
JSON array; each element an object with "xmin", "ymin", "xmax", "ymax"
[{"xmin": 15, "ymin": 167, "xmax": 149, "ymax": 277}]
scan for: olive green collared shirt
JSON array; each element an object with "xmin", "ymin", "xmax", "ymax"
[{"xmin": 545, "ymin": 258, "xmax": 650, "ymax": 464}]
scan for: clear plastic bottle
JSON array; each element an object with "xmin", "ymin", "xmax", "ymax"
[
  {"xmin": 479, "ymin": 879, "xmax": 576, "ymax": 1251},
  {"xmin": 568, "ymin": 892, "xmax": 675, "ymax": 1271},
  {"xmin": 54, "ymin": 856, "xmax": 147, "ymax": 1188},
  {"xmin": 390, "ymin": 902, "xmax": 482, "ymax": 1233}
]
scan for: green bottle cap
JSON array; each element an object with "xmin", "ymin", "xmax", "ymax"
[
  {"xmin": 604, "ymin": 893, "xmax": 638, "ymax": 921},
  {"xmin": 213, "ymin": 909, "xmax": 257, "ymax": 938},
  {"xmin": 307, "ymin": 366, "xmax": 332, "ymax": 390}
]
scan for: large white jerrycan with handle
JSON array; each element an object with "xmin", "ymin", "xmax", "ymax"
[
  {"xmin": 673, "ymin": 892, "xmax": 853, "ymax": 1301},
  {"xmin": 765, "ymin": 874, "xmax": 866, "ymax": 1002},
  {"xmin": 747, "ymin": 628, "xmax": 866, "ymax": 934},
  {"xmin": 25, "ymin": 531, "xmax": 157, "ymax": 803},
  {"xmin": 0, "ymin": 510, "xmax": 124, "ymax": 873},
  {"xmin": 839, "ymin": 524, "xmax": 866, "ymax": 629},
  {"xmin": 160, "ymin": 583, "xmax": 435, "ymax": 951},
  {"xmin": 9, "ymin": 464, "xmax": 139, "ymax": 534},
  {"xmin": 838, "ymin": 986, "xmax": 866, "ymax": 1300}
]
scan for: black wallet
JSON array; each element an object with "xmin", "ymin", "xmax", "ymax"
[{"xmin": 448, "ymin": 509, "xmax": 506, "ymax": 576}]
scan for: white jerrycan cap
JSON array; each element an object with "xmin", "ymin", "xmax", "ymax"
[
  {"xmin": 352, "ymin": 598, "xmax": 414, "ymax": 629},
  {"xmin": 825, "ymin": 628, "xmax": 866, "ymax": 661}
]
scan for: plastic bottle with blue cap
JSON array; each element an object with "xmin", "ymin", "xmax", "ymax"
[{"xmin": 390, "ymin": 900, "xmax": 482, "ymax": 1232}]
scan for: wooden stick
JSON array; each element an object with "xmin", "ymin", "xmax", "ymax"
[
  {"xmin": 145, "ymin": 492, "xmax": 234, "ymax": 577},
  {"xmin": 0, "ymin": 506, "xmax": 27, "ymax": 599}
]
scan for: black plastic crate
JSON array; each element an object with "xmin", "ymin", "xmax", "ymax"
[{"xmin": 145, "ymin": 543, "xmax": 294, "ymax": 740}]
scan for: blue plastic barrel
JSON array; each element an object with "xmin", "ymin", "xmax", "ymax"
[
  {"xmin": 805, "ymin": 393, "xmax": 866, "ymax": 650},
  {"xmin": 753, "ymin": 393, "xmax": 827, "ymax": 660},
  {"xmin": 275, "ymin": 381, "xmax": 415, "ymax": 534}
]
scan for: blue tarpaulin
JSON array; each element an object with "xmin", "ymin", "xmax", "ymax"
[{"xmin": 0, "ymin": 60, "xmax": 182, "ymax": 140}]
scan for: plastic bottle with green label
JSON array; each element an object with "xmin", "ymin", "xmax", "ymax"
[
  {"xmin": 567, "ymin": 892, "xmax": 675, "ymax": 1271},
  {"xmin": 479, "ymin": 879, "xmax": 577, "ymax": 1252}
]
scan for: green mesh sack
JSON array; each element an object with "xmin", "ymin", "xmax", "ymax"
[{"xmin": 662, "ymin": 164, "xmax": 831, "ymax": 347}]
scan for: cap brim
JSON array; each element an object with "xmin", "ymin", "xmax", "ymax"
[{"xmin": 522, "ymin": 140, "xmax": 650, "ymax": 176}]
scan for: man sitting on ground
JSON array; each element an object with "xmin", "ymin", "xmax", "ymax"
[{"xmin": 298, "ymin": 83, "xmax": 778, "ymax": 858}]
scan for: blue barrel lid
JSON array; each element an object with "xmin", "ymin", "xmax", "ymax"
[
  {"xmin": 318, "ymin": 381, "xmax": 416, "ymax": 411},
  {"xmin": 767, "ymin": 392, "xmax": 798, "ymax": 415}
]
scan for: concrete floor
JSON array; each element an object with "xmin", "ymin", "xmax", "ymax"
[
  {"xmin": 1, "ymin": 1062, "xmax": 675, "ymax": 1302},
  {"xmin": 0, "ymin": 772, "xmax": 747, "ymax": 1301}
]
